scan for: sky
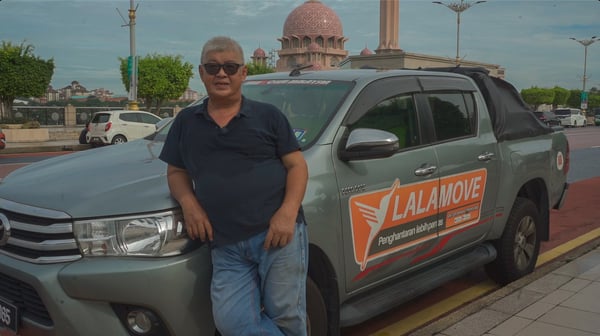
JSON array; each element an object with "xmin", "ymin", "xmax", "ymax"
[{"xmin": 1, "ymin": 0, "xmax": 599, "ymax": 96}]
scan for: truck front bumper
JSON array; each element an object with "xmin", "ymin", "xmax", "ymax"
[{"xmin": 0, "ymin": 246, "xmax": 215, "ymax": 336}]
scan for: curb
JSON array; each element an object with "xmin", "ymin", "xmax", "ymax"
[
  {"xmin": 1, "ymin": 144, "xmax": 92, "ymax": 155},
  {"xmin": 407, "ymin": 236, "xmax": 600, "ymax": 336}
]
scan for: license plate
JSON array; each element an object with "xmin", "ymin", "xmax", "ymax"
[{"xmin": 0, "ymin": 297, "xmax": 18, "ymax": 333}]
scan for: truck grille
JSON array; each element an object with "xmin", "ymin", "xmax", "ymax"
[
  {"xmin": 0, "ymin": 271, "xmax": 53, "ymax": 327},
  {"xmin": 0, "ymin": 198, "xmax": 81, "ymax": 264}
]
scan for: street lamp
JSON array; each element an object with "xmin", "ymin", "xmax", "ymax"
[
  {"xmin": 570, "ymin": 36, "xmax": 598, "ymax": 93},
  {"xmin": 432, "ymin": 0, "xmax": 486, "ymax": 65},
  {"xmin": 570, "ymin": 36, "xmax": 597, "ymax": 120},
  {"xmin": 117, "ymin": 1, "xmax": 139, "ymax": 110}
]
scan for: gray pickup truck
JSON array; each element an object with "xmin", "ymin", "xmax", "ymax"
[{"xmin": 0, "ymin": 67, "xmax": 569, "ymax": 336}]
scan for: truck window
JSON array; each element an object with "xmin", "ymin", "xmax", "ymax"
[
  {"xmin": 427, "ymin": 92, "xmax": 476, "ymax": 141},
  {"xmin": 243, "ymin": 80, "xmax": 353, "ymax": 148},
  {"xmin": 348, "ymin": 94, "xmax": 419, "ymax": 149}
]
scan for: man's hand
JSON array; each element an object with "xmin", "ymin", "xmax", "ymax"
[
  {"xmin": 264, "ymin": 209, "xmax": 296, "ymax": 249},
  {"xmin": 166, "ymin": 165, "xmax": 213, "ymax": 242},
  {"xmin": 181, "ymin": 199, "xmax": 213, "ymax": 242}
]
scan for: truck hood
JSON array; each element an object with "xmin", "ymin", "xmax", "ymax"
[{"xmin": 0, "ymin": 139, "xmax": 178, "ymax": 218}]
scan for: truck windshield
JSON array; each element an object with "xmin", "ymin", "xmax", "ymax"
[
  {"xmin": 152, "ymin": 80, "xmax": 354, "ymax": 149},
  {"xmin": 243, "ymin": 80, "xmax": 353, "ymax": 148}
]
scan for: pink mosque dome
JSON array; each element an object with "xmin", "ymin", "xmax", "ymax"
[
  {"xmin": 253, "ymin": 47, "xmax": 266, "ymax": 58},
  {"xmin": 360, "ymin": 46, "xmax": 374, "ymax": 56},
  {"xmin": 283, "ymin": 0, "xmax": 343, "ymax": 37}
]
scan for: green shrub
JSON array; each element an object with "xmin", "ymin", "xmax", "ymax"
[
  {"xmin": 0, "ymin": 117, "xmax": 27, "ymax": 124},
  {"xmin": 21, "ymin": 120, "xmax": 41, "ymax": 129}
]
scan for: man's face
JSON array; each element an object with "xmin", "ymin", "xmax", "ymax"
[{"xmin": 199, "ymin": 50, "xmax": 247, "ymax": 101}]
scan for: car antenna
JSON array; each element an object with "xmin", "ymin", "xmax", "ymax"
[{"xmin": 289, "ymin": 64, "xmax": 314, "ymax": 77}]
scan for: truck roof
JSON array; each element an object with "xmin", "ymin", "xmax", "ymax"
[{"xmin": 249, "ymin": 66, "xmax": 552, "ymax": 141}]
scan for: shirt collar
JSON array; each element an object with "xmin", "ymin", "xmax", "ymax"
[{"xmin": 194, "ymin": 96, "xmax": 250, "ymax": 120}]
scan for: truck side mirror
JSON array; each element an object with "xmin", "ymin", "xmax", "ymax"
[{"xmin": 338, "ymin": 128, "xmax": 400, "ymax": 161}]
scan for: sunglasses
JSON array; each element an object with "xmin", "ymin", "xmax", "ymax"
[{"xmin": 202, "ymin": 62, "xmax": 243, "ymax": 76}]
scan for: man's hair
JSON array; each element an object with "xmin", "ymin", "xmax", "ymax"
[{"xmin": 201, "ymin": 36, "xmax": 244, "ymax": 64}]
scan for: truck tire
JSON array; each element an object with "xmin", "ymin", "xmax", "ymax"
[
  {"xmin": 485, "ymin": 197, "xmax": 540, "ymax": 285},
  {"xmin": 307, "ymin": 277, "xmax": 328, "ymax": 336}
]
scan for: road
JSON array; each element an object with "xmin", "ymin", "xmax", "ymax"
[{"xmin": 0, "ymin": 127, "xmax": 599, "ymax": 336}]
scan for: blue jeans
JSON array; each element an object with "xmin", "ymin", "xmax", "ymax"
[{"xmin": 211, "ymin": 222, "xmax": 308, "ymax": 336}]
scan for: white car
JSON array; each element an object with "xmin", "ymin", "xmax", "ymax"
[
  {"xmin": 86, "ymin": 110, "xmax": 162, "ymax": 145},
  {"xmin": 554, "ymin": 108, "xmax": 586, "ymax": 127}
]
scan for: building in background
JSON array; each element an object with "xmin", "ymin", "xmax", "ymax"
[
  {"xmin": 268, "ymin": 0, "xmax": 504, "ymax": 78},
  {"xmin": 177, "ymin": 87, "xmax": 200, "ymax": 102},
  {"xmin": 340, "ymin": 0, "xmax": 505, "ymax": 78},
  {"xmin": 275, "ymin": 0, "xmax": 348, "ymax": 71},
  {"xmin": 251, "ymin": 47, "xmax": 268, "ymax": 66}
]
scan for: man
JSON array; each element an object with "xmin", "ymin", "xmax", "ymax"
[{"xmin": 159, "ymin": 36, "xmax": 309, "ymax": 336}]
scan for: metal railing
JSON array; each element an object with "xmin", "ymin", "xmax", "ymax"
[
  {"xmin": 8, "ymin": 106, "xmax": 176, "ymax": 126},
  {"xmin": 12, "ymin": 106, "xmax": 66, "ymax": 126}
]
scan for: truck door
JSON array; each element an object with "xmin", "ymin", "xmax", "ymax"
[
  {"xmin": 332, "ymin": 77, "xmax": 441, "ymax": 292},
  {"xmin": 416, "ymin": 77, "xmax": 500, "ymax": 255}
]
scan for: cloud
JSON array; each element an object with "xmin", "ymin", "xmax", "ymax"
[{"xmin": 1, "ymin": 0, "xmax": 598, "ymax": 94}]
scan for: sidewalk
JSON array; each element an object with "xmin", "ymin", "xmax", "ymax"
[
  {"xmin": 409, "ymin": 239, "xmax": 600, "ymax": 336},
  {"xmin": 405, "ymin": 175, "xmax": 600, "ymax": 336},
  {"xmin": 1, "ymin": 139, "xmax": 91, "ymax": 154}
]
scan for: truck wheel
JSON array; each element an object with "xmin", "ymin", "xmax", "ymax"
[
  {"xmin": 485, "ymin": 197, "xmax": 540, "ymax": 285},
  {"xmin": 307, "ymin": 277, "xmax": 328, "ymax": 336},
  {"xmin": 111, "ymin": 135, "xmax": 127, "ymax": 145}
]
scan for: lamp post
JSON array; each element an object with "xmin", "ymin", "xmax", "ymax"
[
  {"xmin": 570, "ymin": 36, "xmax": 598, "ymax": 93},
  {"xmin": 127, "ymin": 0, "xmax": 139, "ymax": 110},
  {"xmin": 117, "ymin": 1, "xmax": 139, "ymax": 110},
  {"xmin": 570, "ymin": 36, "xmax": 597, "ymax": 120},
  {"xmin": 432, "ymin": 0, "xmax": 486, "ymax": 65}
]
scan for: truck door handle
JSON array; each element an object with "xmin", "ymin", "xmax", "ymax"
[
  {"xmin": 478, "ymin": 152, "xmax": 496, "ymax": 161},
  {"xmin": 414, "ymin": 165, "xmax": 437, "ymax": 176}
]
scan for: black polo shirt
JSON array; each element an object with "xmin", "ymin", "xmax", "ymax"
[{"xmin": 159, "ymin": 97, "xmax": 301, "ymax": 247}]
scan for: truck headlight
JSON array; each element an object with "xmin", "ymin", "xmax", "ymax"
[{"xmin": 73, "ymin": 211, "xmax": 191, "ymax": 257}]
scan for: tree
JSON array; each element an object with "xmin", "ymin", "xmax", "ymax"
[
  {"xmin": 246, "ymin": 62, "xmax": 275, "ymax": 76},
  {"xmin": 520, "ymin": 87, "xmax": 554, "ymax": 111},
  {"xmin": 0, "ymin": 41, "xmax": 54, "ymax": 119},
  {"xmin": 120, "ymin": 54, "xmax": 193, "ymax": 114},
  {"xmin": 566, "ymin": 89, "xmax": 581, "ymax": 108},
  {"xmin": 552, "ymin": 86, "xmax": 570, "ymax": 109},
  {"xmin": 588, "ymin": 93, "xmax": 600, "ymax": 110}
]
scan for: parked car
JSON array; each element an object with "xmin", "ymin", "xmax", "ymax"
[
  {"xmin": 592, "ymin": 108, "xmax": 600, "ymax": 126},
  {"xmin": 0, "ymin": 127, "xmax": 5, "ymax": 150},
  {"xmin": 534, "ymin": 111, "xmax": 561, "ymax": 126},
  {"xmin": 86, "ymin": 110, "xmax": 162, "ymax": 145},
  {"xmin": 78, "ymin": 122, "xmax": 90, "ymax": 144},
  {"xmin": 155, "ymin": 116, "xmax": 173, "ymax": 130},
  {"xmin": 554, "ymin": 108, "xmax": 586, "ymax": 127}
]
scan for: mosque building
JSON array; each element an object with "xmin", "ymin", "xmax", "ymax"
[
  {"xmin": 276, "ymin": 0, "xmax": 348, "ymax": 71},
  {"xmin": 251, "ymin": 0, "xmax": 504, "ymax": 78}
]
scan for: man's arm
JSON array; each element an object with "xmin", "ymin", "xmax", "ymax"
[
  {"xmin": 264, "ymin": 150, "xmax": 308, "ymax": 249},
  {"xmin": 166, "ymin": 164, "xmax": 213, "ymax": 242}
]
